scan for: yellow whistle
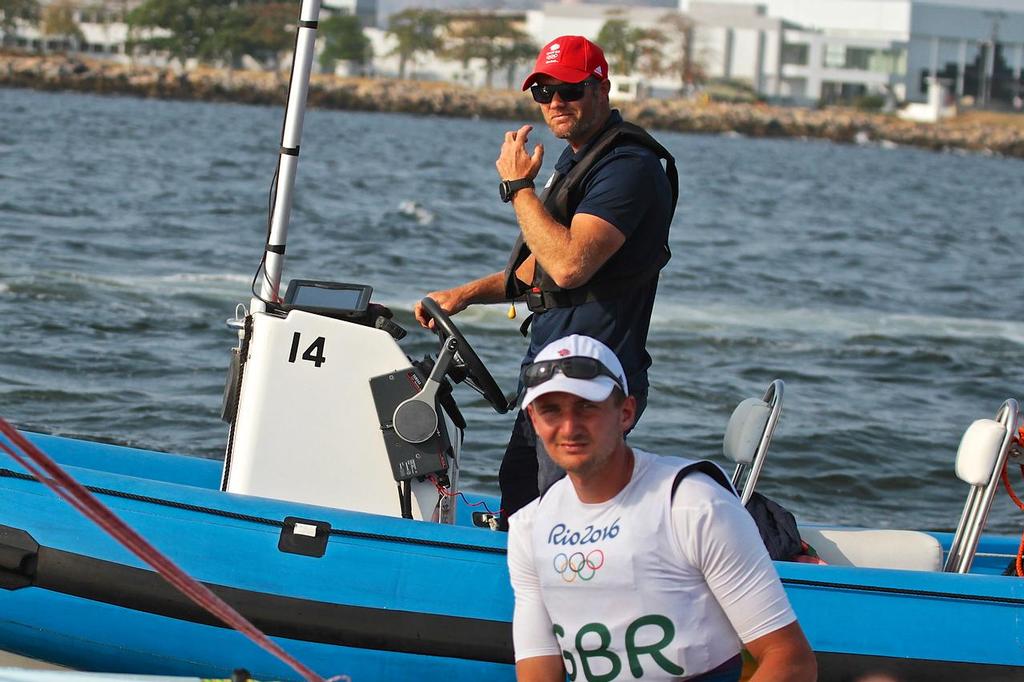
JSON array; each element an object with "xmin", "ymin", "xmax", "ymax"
[{"xmin": 507, "ymin": 302, "xmax": 517, "ymax": 319}]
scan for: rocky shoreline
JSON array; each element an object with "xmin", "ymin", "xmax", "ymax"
[{"xmin": 4, "ymin": 52, "xmax": 1023, "ymax": 158}]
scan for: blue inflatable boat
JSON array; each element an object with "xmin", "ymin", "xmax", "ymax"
[{"xmin": 1, "ymin": 422, "xmax": 1023, "ymax": 681}]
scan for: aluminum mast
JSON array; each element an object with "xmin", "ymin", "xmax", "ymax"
[{"xmin": 254, "ymin": 0, "xmax": 322, "ymax": 311}]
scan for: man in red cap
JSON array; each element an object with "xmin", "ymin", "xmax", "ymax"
[{"xmin": 415, "ymin": 35, "xmax": 678, "ymax": 527}]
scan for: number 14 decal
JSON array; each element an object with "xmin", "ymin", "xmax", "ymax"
[{"xmin": 288, "ymin": 332, "xmax": 327, "ymax": 368}]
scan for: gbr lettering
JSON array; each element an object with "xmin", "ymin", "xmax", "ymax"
[{"xmin": 553, "ymin": 614, "xmax": 684, "ymax": 682}]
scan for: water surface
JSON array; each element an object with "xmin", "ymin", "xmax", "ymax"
[{"xmin": 1, "ymin": 87, "xmax": 1022, "ymax": 534}]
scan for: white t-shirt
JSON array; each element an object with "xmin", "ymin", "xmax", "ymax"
[{"xmin": 507, "ymin": 449, "xmax": 796, "ymax": 680}]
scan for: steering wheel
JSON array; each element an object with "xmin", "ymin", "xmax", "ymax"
[{"xmin": 419, "ymin": 297, "xmax": 509, "ymax": 414}]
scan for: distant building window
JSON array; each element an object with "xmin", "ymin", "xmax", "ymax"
[
  {"xmin": 821, "ymin": 45, "xmax": 907, "ymax": 74},
  {"xmin": 781, "ymin": 43, "xmax": 808, "ymax": 66},
  {"xmin": 821, "ymin": 80, "xmax": 867, "ymax": 104},
  {"xmin": 870, "ymin": 48, "xmax": 906, "ymax": 76},
  {"xmin": 845, "ymin": 48, "xmax": 872, "ymax": 70},
  {"xmin": 824, "ymin": 44, "xmax": 845, "ymax": 68}
]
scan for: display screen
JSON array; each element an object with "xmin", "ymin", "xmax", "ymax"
[{"xmin": 285, "ymin": 282, "xmax": 370, "ymax": 313}]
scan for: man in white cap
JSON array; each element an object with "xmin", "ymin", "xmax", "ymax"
[
  {"xmin": 507, "ymin": 334, "xmax": 817, "ymax": 682},
  {"xmin": 415, "ymin": 36, "xmax": 678, "ymax": 525}
]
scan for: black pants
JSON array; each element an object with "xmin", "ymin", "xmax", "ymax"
[{"xmin": 497, "ymin": 389, "xmax": 648, "ymax": 525}]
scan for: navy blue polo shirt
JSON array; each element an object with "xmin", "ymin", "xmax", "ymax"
[{"xmin": 525, "ymin": 111, "xmax": 674, "ymax": 395}]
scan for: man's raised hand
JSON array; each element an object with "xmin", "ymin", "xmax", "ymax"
[{"xmin": 497, "ymin": 124, "xmax": 544, "ymax": 182}]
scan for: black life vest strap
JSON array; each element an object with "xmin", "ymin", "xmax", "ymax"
[
  {"xmin": 502, "ymin": 170, "xmax": 565, "ymax": 302},
  {"xmin": 523, "ymin": 245, "xmax": 670, "ymax": 314},
  {"xmin": 550, "ymin": 122, "xmax": 679, "ymax": 221},
  {"xmin": 671, "ymin": 461, "xmax": 736, "ymax": 501}
]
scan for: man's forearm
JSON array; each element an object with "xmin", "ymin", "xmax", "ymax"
[
  {"xmin": 510, "ymin": 189, "xmax": 623, "ymax": 289},
  {"xmin": 455, "ymin": 271, "xmax": 510, "ymax": 306},
  {"xmin": 415, "ymin": 270, "xmax": 515, "ymax": 328},
  {"xmin": 745, "ymin": 623, "xmax": 817, "ymax": 682},
  {"xmin": 510, "ymin": 189, "xmax": 574, "ymax": 273}
]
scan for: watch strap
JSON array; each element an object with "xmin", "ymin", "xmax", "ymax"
[{"xmin": 500, "ymin": 177, "xmax": 535, "ymax": 202}]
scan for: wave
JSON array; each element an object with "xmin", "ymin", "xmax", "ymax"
[
  {"xmin": 68, "ymin": 271, "xmax": 250, "ymax": 290},
  {"xmin": 647, "ymin": 301, "xmax": 1024, "ymax": 345},
  {"xmin": 366, "ymin": 297, "xmax": 1024, "ymax": 346},
  {"xmin": 144, "ymin": 273, "xmax": 252, "ymax": 285},
  {"xmin": 397, "ymin": 200, "xmax": 435, "ymax": 226}
]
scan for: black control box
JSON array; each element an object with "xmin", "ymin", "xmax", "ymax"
[{"xmin": 369, "ymin": 370, "xmax": 450, "ymax": 482}]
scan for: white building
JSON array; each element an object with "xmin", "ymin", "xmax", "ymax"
[
  {"xmin": 323, "ymin": 0, "xmax": 379, "ymax": 29},
  {"xmin": 3, "ymin": 1, "xmax": 135, "ymax": 58},
  {"xmin": 676, "ymin": 0, "xmax": 1024, "ymax": 104},
  {"xmin": 524, "ymin": 0, "xmax": 1024, "ymax": 104}
]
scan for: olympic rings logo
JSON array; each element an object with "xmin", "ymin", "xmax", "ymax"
[{"xmin": 553, "ymin": 550, "xmax": 605, "ymax": 582}]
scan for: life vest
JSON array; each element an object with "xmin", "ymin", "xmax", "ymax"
[{"xmin": 502, "ymin": 120, "xmax": 679, "ymax": 317}]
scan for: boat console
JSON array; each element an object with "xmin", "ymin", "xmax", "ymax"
[{"xmin": 219, "ymin": 280, "xmax": 508, "ymax": 522}]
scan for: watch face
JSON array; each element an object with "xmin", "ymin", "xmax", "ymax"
[{"xmin": 499, "ymin": 181, "xmax": 511, "ymax": 203}]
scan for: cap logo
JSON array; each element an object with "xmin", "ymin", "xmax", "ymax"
[
  {"xmin": 594, "ymin": 66, "xmax": 603, "ymax": 76},
  {"xmin": 557, "ymin": 348, "xmax": 570, "ymax": 357},
  {"xmin": 545, "ymin": 42, "xmax": 561, "ymax": 63}
]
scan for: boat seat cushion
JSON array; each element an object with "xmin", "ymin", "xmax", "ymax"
[
  {"xmin": 723, "ymin": 398, "xmax": 771, "ymax": 464},
  {"xmin": 799, "ymin": 527, "xmax": 944, "ymax": 572}
]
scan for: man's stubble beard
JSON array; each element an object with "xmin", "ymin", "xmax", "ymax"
[
  {"xmin": 549, "ymin": 91, "xmax": 601, "ymax": 142},
  {"xmin": 556, "ymin": 116, "xmax": 596, "ymax": 141}
]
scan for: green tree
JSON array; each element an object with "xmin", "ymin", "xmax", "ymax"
[
  {"xmin": 319, "ymin": 14, "xmax": 372, "ymax": 71},
  {"xmin": 127, "ymin": 0, "xmax": 291, "ymax": 67},
  {"xmin": 597, "ymin": 18, "xmax": 668, "ymax": 84},
  {"xmin": 597, "ymin": 18, "xmax": 635, "ymax": 75},
  {"xmin": 442, "ymin": 13, "xmax": 533, "ymax": 89},
  {"xmin": 215, "ymin": 2, "xmax": 292, "ymax": 67},
  {"xmin": 633, "ymin": 27, "xmax": 666, "ymax": 80},
  {"xmin": 660, "ymin": 12, "xmax": 704, "ymax": 91},
  {"xmin": 0, "ymin": 0, "xmax": 40, "ymax": 46},
  {"xmin": 386, "ymin": 8, "xmax": 445, "ymax": 80},
  {"xmin": 41, "ymin": 0, "xmax": 84, "ymax": 52},
  {"xmin": 500, "ymin": 36, "xmax": 537, "ymax": 89}
]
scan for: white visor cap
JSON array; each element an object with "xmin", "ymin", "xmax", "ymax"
[{"xmin": 521, "ymin": 334, "xmax": 628, "ymax": 409}]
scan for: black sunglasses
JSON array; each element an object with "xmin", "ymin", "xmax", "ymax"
[
  {"xmin": 530, "ymin": 79, "xmax": 600, "ymax": 104},
  {"xmin": 522, "ymin": 356, "xmax": 624, "ymax": 391}
]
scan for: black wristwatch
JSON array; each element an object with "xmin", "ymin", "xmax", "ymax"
[{"xmin": 499, "ymin": 178, "xmax": 535, "ymax": 203}]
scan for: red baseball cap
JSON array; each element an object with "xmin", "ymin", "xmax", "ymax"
[{"xmin": 521, "ymin": 35, "xmax": 609, "ymax": 91}]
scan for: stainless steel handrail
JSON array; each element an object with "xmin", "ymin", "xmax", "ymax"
[
  {"xmin": 730, "ymin": 379, "xmax": 784, "ymax": 505},
  {"xmin": 944, "ymin": 398, "xmax": 1020, "ymax": 573}
]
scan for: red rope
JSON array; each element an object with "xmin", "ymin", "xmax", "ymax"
[
  {"xmin": 0, "ymin": 419, "xmax": 334, "ymax": 682},
  {"xmin": 1001, "ymin": 427, "xmax": 1024, "ymax": 577}
]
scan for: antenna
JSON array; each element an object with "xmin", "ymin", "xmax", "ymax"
[{"xmin": 256, "ymin": 0, "xmax": 323, "ymax": 310}]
